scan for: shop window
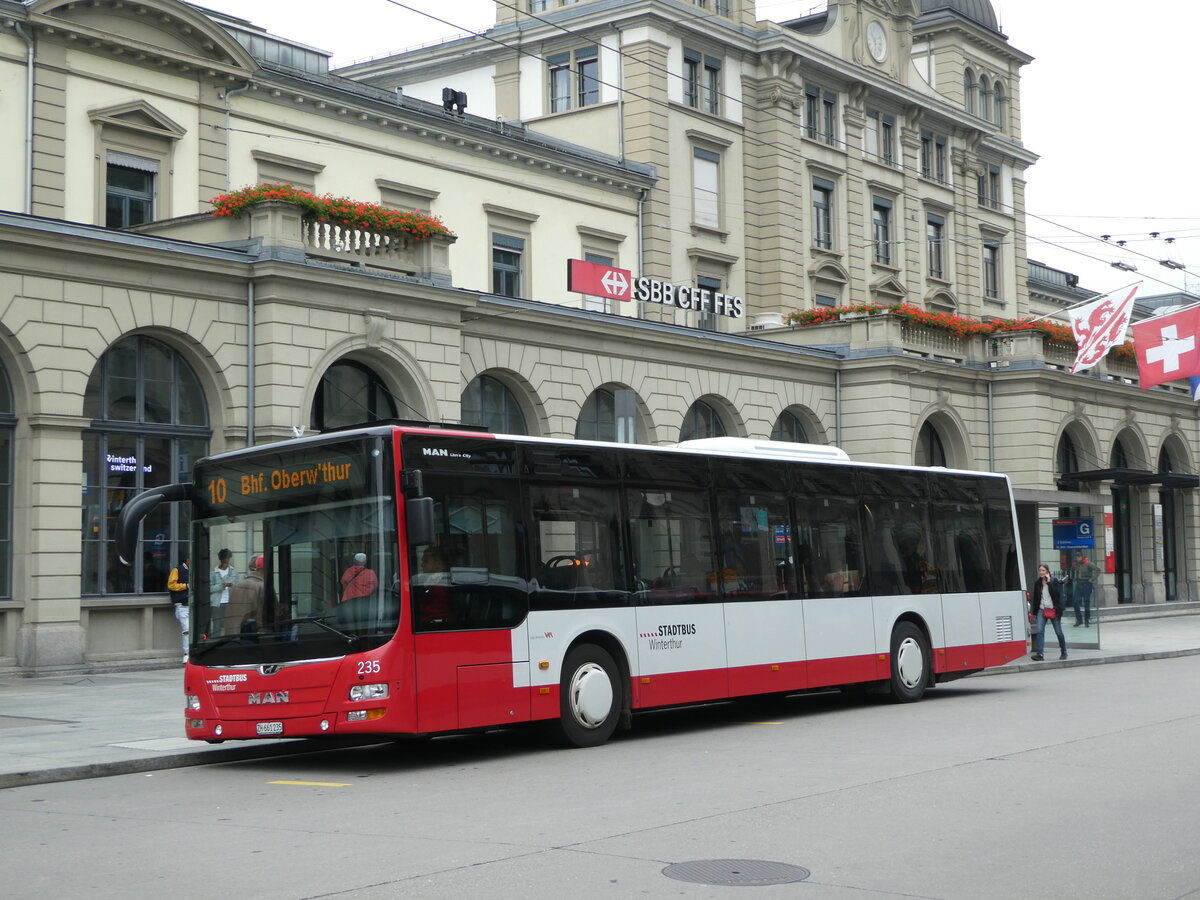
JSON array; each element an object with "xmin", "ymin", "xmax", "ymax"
[{"xmin": 83, "ymin": 336, "xmax": 209, "ymax": 595}]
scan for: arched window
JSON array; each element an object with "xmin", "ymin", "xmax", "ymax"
[
  {"xmin": 771, "ymin": 409, "xmax": 809, "ymax": 443},
  {"xmin": 311, "ymin": 360, "xmax": 398, "ymax": 432},
  {"xmin": 680, "ymin": 399, "xmax": 726, "ymax": 442},
  {"xmin": 1111, "ymin": 440, "xmax": 1131, "ymax": 470},
  {"xmin": 1057, "ymin": 432, "xmax": 1079, "ymax": 475},
  {"xmin": 462, "ymin": 373, "xmax": 528, "ymax": 434},
  {"xmin": 916, "ymin": 421, "xmax": 947, "ymax": 467},
  {"xmin": 83, "ymin": 336, "xmax": 209, "ymax": 595},
  {"xmin": 576, "ymin": 387, "xmax": 638, "ymax": 443},
  {"xmin": 963, "ymin": 68, "xmax": 977, "ymax": 115},
  {"xmin": 0, "ymin": 362, "xmax": 12, "ymax": 599},
  {"xmin": 978, "ymin": 75, "xmax": 992, "ymax": 123},
  {"xmin": 1159, "ymin": 444, "xmax": 1175, "ymax": 474},
  {"xmin": 992, "ymin": 80, "xmax": 1006, "ymax": 128}
]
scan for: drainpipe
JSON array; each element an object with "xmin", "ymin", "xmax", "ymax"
[
  {"xmin": 218, "ymin": 82, "xmax": 251, "ymax": 192},
  {"xmin": 13, "ymin": 22, "xmax": 34, "ymax": 214},
  {"xmin": 835, "ymin": 369, "xmax": 843, "ymax": 447},
  {"xmin": 987, "ymin": 379, "xmax": 995, "ymax": 472},
  {"xmin": 246, "ymin": 280, "xmax": 255, "ymax": 446},
  {"xmin": 636, "ymin": 186, "xmax": 647, "ymax": 317},
  {"xmin": 615, "ymin": 26, "xmax": 624, "ymax": 162}
]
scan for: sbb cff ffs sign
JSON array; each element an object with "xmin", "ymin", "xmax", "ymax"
[
  {"xmin": 567, "ymin": 259, "xmax": 632, "ymax": 301},
  {"xmin": 566, "ymin": 259, "xmax": 745, "ymax": 318}
]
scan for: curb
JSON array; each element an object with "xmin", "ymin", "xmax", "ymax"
[
  {"xmin": 0, "ymin": 737, "xmax": 384, "ymax": 790},
  {"xmin": 978, "ymin": 646, "xmax": 1200, "ymax": 677}
]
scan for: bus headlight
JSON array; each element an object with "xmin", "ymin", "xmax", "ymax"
[
  {"xmin": 349, "ymin": 683, "xmax": 389, "ymax": 702},
  {"xmin": 187, "ymin": 695, "xmax": 202, "ymax": 711}
]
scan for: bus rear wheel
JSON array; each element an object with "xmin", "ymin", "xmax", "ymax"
[
  {"xmin": 557, "ymin": 644, "xmax": 620, "ymax": 748},
  {"xmin": 889, "ymin": 622, "xmax": 931, "ymax": 703}
]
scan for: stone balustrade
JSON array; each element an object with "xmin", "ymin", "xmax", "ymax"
[{"xmin": 130, "ymin": 200, "xmax": 455, "ymax": 285}]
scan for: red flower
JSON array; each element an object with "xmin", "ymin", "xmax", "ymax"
[{"xmin": 209, "ymin": 183, "xmax": 452, "ymax": 239}]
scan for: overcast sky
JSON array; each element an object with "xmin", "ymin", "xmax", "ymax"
[{"xmin": 200, "ymin": 0, "xmax": 1198, "ymax": 301}]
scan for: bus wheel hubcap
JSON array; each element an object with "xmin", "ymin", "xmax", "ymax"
[
  {"xmin": 570, "ymin": 663, "xmax": 613, "ymax": 729},
  {"xmin": 896, "ymin": 637, "xmax": 924, "ymax": 689}
]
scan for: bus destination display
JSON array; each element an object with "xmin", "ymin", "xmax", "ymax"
[{"xmin": 198, "ymin": 442, "xmax": 374, "ymax": 514}]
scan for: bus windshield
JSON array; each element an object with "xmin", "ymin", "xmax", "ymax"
[{"xmin": 190, "ymin": 436, "xmax": 398, "ymax": 667}]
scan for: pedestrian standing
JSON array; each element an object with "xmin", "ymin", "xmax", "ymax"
[
  {"xmin": 168, "ymin": 556, "xmax": 190, "ymax": 663},
  {"xmin": 1074, "ymin": 555, "xmax": 1097, "ymax": 627},
  {"xmin": 1029, "ymin": 563, "xmax": 1067, "ymax": 661},
  {"xmin": 209, "ymin": 548, "xmax": 238, "ymax": 636}
]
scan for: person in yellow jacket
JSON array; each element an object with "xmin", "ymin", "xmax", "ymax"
[{"xmin": 168, "ymin": 557, "xmax": 189, "ymax": 663}]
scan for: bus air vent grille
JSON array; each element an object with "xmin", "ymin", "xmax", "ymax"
[{"xmin": 995, "ymin": 615, "xmax": 1013, "ymax": 642}]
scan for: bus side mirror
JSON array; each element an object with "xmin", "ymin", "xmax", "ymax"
[{"xmin": 406, "ymin": 496, "xmax": 435, "ymax": 547}]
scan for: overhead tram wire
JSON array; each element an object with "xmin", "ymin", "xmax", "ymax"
[
  {"xmin": 518, "ymin": 0, "xmax": 1200, "ymax": 293},
  {"xmin": 510, "ymin": 0, "xmax": 1200, "ymax": 292},
  {"xmin": 381, "ymin": 0, "xmax": 1200, "ymax": 297},
  {"xmin": 378, "ymin": 2, "xmax": 999, "ymax": 212},
  {"xmin": 385, "ymin": 0, "xmax": 1150, "ymax": 278}
]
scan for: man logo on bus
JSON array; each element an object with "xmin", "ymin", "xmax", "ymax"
[{"xmin": 247, "ymin": 691, "xmax": 290, "ymax": 705}]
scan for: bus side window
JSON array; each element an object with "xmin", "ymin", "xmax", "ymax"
[
  {"xmin": 529, "ymin": 482, "xmax": 627, "ymax": 610},
  {"xmin": 794, "ymin": 496, "xmax": 863, "ymax": 598},
  {"xmin": 626, "ymin": 488, "xmax": 716, "ymax": 605},
  {"xmin": 411, "ymin": 477, "xmax": 528, "ymax": 631},
  {"xmin": 715, "ymin": 490, "xmax": 793, "ymax": 601}
]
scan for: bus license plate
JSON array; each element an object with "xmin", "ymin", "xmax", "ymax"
[{"xmin": 255, "ymin": 721, "xmax": 284, "ymax": 736}]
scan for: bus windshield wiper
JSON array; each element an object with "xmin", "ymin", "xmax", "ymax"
[
  {"xmin": 190, "ymin": 634, "xmax": 244, "ymax": 658},
  {"xmin": 277, "ymin": 616, "xmax": 361, "ymax": 648}
]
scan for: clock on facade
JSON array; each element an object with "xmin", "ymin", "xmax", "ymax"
[{"xmin": 867, "ymin": 21, "xmax": 888, "ymax": 62}]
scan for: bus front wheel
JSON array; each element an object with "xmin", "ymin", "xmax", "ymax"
[
  {"xmin": 558, "ymin": 644, "xmax": 620, "ymax": 748},
  {"xmin": 888, "ymin": 622, "xmax": 931, "ymax": 703}
]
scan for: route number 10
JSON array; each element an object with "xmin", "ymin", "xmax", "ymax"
[{"xmin": 207, "ymin": 477, "xmax": 227, "ymax": 504}]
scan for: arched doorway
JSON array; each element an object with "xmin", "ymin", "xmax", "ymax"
[
  {"xmin": 680, "ymin": 398, "xmax": 727, "ymax": 442},
  {"xmin": 311, "ymin": 360, "xmax": 398, "ymax": 431},
  {"xmin": 576, "ymin": 385, "xmax": 642, "ymax": 443},
  {"xmin": 462, "ymin": 373, "xmax": 528, "ymax": 434},
  {"xmin": 916, "ymin": 420, "xmax": 948, "ymax": 467},
  {"xmin": 770, "ymin": 409, "xmax": 809, "ymax": 444},
  {"xmin": 83, "ymin": 335, "xmax": 209, "ymax": 595}
]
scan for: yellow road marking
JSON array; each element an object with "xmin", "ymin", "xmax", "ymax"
[{"xmin": 268, "ymin": 780, "xmax": 352, "ymax": 787}]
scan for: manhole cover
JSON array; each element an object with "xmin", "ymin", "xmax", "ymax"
[{"xmin": 662, "ymin": 859, "xmax": 811, "ymax": 886}]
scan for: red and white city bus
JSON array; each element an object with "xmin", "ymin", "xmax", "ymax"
[{"xmin": 117, "ymin": 423, "xmax": 1027, "ymax": 747}]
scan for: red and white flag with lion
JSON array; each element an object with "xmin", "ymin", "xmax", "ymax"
[{"xmin": 1067, "ymin": 285, "xmax": 1138, "ymax": 374}]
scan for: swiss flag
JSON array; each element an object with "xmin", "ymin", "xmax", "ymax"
[{"xmin": 1133, "ymin": 306, "xmax": 1200, "ymax": 389}]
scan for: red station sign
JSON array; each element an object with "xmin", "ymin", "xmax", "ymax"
[{"xmin": 566, "ymin": 258, "xmax": 633, "ymax": 302}]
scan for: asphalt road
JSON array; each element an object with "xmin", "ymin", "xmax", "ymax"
[{"xmin": 3, "ymin": 656, "xmax": 1198, "ymax": 899}]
